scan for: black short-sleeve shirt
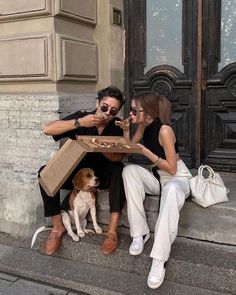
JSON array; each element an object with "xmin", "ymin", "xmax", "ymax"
[{"xmin": 53, "ymin": 110, "xmax": 123, "ymax": 169}]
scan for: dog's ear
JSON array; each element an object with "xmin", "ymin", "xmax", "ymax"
[{"xmin": 72, "ymin": 171, "xmax": 85, "ymax": 190}]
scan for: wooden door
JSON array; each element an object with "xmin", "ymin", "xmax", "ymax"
[{"xmin": 124, "ymin": 0, "xmax": 236, "ymax": 171}]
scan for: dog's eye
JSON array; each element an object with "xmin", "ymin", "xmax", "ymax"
[{"xmin": 86, "ymin": 173, "xmax": 91, "ymax": 178}]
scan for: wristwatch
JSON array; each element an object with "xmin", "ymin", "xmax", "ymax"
[{"xmin": 74, "ymin": 118, "xmax": 81, "ymax": 128}]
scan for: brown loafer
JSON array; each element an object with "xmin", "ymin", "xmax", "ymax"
[
  {"xmin": 101, "ymin": 232, "xmax": 118, "ymax": 255},
  {"xmin": 45, "ymin": 231, "xmax": 64, "ymax": 256}
]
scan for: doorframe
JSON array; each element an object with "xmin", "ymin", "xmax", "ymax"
[{"xmin": 196, "ymin": 0, "xmax": 203, "ymax": 167}]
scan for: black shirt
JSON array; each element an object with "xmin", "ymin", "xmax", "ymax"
[
  {"xmin": 52, "ymin": 110, "xmax": 123, "ymax": 169},
  {"xmin": 143, "ymin": 118, "xmax": 178, "ymax": 160}
]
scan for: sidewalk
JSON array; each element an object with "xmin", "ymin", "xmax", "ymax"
[
  {"xmin": 0, "ymin": 231, "xmax": 235, "ymax": 295},
  {"xmin": 0, "ymin": 271, "xmax": 89, "ymax": 295}
]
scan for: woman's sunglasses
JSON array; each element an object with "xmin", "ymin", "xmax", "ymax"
[
  {"xmin": 130, "ymin": 107, "xmax": 144, "ymax": 116},
  {"xmin": 100, "ymin": 105, "xmax": 119, "ymax": 116}
]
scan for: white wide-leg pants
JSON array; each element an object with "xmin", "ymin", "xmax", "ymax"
[{"xmin": 122, "ymin": 160, "xmax": 192, "ymax": 261}]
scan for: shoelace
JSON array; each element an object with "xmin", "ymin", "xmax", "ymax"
[
  {"xmin": 149, "ymin": 261, "xmax": 164, "ymax": 280},
  {"xmin": 131, "ymin": 237, "xmax": 143, "ymax": 249}
]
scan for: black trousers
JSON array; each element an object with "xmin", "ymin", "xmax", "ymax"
[{"xmin": 38, "ymin": 159, "xmax": 126, "ymax": 217}]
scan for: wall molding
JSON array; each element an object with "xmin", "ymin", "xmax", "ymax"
[
  {"xmin": 56, "ymin": 34, "xmax": 97, "ymax": 81},
  {"xmin": 0, "ymin": 0, "xmax": 52, "ymax": 21},
  {"xmin": 0, "ymin": 33, "xmax": 53, "ymax": 81}
]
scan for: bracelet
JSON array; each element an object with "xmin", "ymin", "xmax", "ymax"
[{"xmin": 150, "ymin": 157, "xmax": 163, "ymax": 168}]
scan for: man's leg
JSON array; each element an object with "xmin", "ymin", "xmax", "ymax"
[
  {"xmin": 38, "ymin": 166, "xmax": 71, "ymax": 255},
  {"xmin": 97, "ymin": 161, "xmax": 125, "ymax": 254},
  {"xmin": 38, "ymin": 156, "xmax": 94, "ymax": 255}
]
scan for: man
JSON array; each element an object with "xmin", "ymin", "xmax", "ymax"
[{"xmin": 38, "ymin": 86, "xmax": 125, "ymax": 256}]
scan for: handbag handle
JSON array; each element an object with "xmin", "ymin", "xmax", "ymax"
[{"xmin": 198, "ymin": 165, "xmax": 215, "ymax": 178}]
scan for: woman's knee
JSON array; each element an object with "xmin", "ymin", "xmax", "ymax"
[
  {"xmin": 122, "ymin": 164, "xmax": 140, "ymax": 179},
  {"xmin": 162, "ymin": 181, "xmax": 185, "ymax": 207}
]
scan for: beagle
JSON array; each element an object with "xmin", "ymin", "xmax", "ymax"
[
  {"xmin": 31, "ymin": 168, "xmax": 102, "ymax": 248},
  {"xmin": 61, "ymin": 167, "xmax": 102, "ymax": 241}
]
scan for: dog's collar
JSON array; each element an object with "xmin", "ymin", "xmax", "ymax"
[
  {"xmin": 73, "ymin": 187, "xmax": 80, "ymax": 194},
  {"xmin": 73, "ymin": 187, "xmax": 97, "ymax": 193}
]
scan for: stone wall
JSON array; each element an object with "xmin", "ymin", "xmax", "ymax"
[{"xmin": 0, "ymin": 93, "xmax": 96, "ymax": 237}]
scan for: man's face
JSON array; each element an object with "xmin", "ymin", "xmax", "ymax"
[{"xmin": 96, "ymin": 96, "xmax": 121, "ymax": 123}]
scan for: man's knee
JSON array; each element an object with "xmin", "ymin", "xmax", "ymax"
[{"xmin": 38, "ymin": 165, "xmax": 46, "ymax": 177}]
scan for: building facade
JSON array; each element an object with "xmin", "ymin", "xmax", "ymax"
[{"xmin": 0, "ymin": 0, "xmax": 235, "ymax": 238}]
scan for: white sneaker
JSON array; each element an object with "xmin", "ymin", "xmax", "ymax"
[
  {"xmin": 129, "ymin": 233, "xmax": 150, "ymax": 256},
  {"xmin": 147, "ymin": 259, "xmax": 166, "ymax": 289}
]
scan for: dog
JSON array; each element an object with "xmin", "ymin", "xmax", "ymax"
[
  {"xmin": 31, "ymin": 168, "xmax": 102, "ymax": 248},
  {"xmin": 61, "ymin": 167, "xmax": 102, "ymax": 241}
]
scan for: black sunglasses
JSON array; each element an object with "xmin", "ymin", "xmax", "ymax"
[
  {"xmin": 100, "ymin": 105, "xmax": 119, "ymax": 116},
  {"xmin": 130, "ymin": 107, "xmax": 144, "ymax": 116}
]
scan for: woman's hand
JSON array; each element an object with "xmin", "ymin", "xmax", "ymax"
[{"xmin": 115, "ymin": 118, "xmax": 130, "ymax": 130}]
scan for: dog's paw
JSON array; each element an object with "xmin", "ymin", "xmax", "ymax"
[
  {"xmin": 77, "ymin": 231, "xmax": 85, "ymax": 238},
  {"xmin": 84, "ymin": 229, "xmax": 95, "ymax": 234},
  {"xmin": 72, "ymin": 235, "xmax": 80, "ymax": 242},
  {"xmin": 94, "ymin": 226, "xmax": 103, "ymax": 234}
]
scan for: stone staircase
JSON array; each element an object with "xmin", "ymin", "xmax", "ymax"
[
  {"xmin": 97, "ymin": 171, "xmax": 236, "ymax": 245},
  {"xmin": 0, "ymin": 171, "xmax": 235, "ymax": 294},
  {"xmin": 0, "ymin": 230, "xmax": 235, "ymax": 294}
]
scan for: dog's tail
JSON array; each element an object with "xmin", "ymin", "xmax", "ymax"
[{"xmin": 31, "ymin": 226, "xmax": 52, "ymax": 248}]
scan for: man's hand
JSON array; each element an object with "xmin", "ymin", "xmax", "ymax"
[{"xmin": 79, "ymin": 114, "xmax": 105, "ymax": 127}]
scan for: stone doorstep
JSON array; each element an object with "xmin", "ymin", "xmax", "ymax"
[
  {"xmin": 1, "ymin": 242, "xmax": 233, "ymax": 295},
  {"xmin": 30, "ymin": 231, "xmax": 236, "ymax": 294},
  {"xmin": 95, "ymin": 171, "xmax": 236, "ymax": 246}
]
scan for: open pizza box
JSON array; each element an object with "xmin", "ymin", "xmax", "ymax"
[{"xmin": 39, "ymin": 136, "xmax": 141, "ymax": 197}]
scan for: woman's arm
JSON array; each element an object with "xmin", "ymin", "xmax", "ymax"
[
  {"xmin": 131, "ymin": 124, "xmax": 146, "ymax": 144},
  {"xmin": 138, "ymin": 125, "xmax": 178, "ymax": 175},
  {"xmin": 158, "ymin": 125, "xmax": 178, "ymax": 174}
]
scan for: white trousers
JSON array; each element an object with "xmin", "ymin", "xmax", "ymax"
[{"xmin": 122, "ymin": 159, "xmax": 192, "ymax": 261}]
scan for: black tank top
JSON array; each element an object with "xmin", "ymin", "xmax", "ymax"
[{"xmin": 143, "ymin": 118, "xmax": 178, "ymax": 159}]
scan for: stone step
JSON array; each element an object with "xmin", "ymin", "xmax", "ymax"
[
  {"xmin": 30, "ymin": 230, "xmax": 236, "ymax": 294},
  {"xmin": 96, "ymin": 171, "xmax": 236, "ymax": 245},
  {"xmin": 0, "ymin": 239, "xmax": 234, "ymax": 295}
]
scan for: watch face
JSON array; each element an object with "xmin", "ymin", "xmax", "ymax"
[{"xmin": 74, "ymin": 119, "xmax": 80, "ymax": 128}]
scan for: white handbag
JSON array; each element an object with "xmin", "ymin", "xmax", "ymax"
[{"xmin": 189, "ymin": 165, "xmax": 229, "ymax": 208}]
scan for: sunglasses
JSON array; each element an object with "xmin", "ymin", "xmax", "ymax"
[
  {"xmin": 130, "ymin": 107, "xmax": 144, "ymax": 116},
  {"xmin": 100, "ymin": 105, "xmax": 119, "ymax": 116}
]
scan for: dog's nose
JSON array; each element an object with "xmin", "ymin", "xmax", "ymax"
[{"xmin": 95, "ymin": 178, "xmax": 99, "ymax": 185}]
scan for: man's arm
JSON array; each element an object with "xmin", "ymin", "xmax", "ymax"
[
  {"xmin": 43, "ymin": 119, "xmax": 77, "ymax": 136},
  {"xmin": 43, "ymin": 114, "xmax": 105, "ymax": 136}
]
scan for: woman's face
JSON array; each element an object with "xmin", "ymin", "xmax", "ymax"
[{"xmin": 130, "ymin": 99, "xmax": 145, "ymax": 124}]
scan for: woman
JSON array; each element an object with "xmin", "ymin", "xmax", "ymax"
[{"xmin": 122, "ymin": 93, "xmax": 192, "ymax": 289}]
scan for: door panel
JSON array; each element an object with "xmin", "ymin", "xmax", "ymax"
[{"xmin": 202, "ymin": 0, "xmax": 236, "ymax": 171}]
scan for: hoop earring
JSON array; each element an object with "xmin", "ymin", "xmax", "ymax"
[{"xmin": 145, "ymin": 115, "xmax": 152, "ymax": 126}]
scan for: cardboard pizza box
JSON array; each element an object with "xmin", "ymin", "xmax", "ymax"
[{"xmin": 39, "ymin": 136, "xmax": 141, "ymax": 197}]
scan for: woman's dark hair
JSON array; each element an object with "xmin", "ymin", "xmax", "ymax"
[
  {"xmin": 97, "ymin": 86, "xmax": 125, "ymax": 106},
  {"xmin": 133, "ymin": 92, "xmax": 161, "ymax": 119}
]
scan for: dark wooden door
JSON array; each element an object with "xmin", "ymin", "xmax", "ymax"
[{"xmin": 124, "ymin": 0, "xmax": 236, "ymax": 171}]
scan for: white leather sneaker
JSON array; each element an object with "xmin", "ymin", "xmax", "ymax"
[
  {"xmin": 129, "ymin": 233, "xmax": 150, "ymax": 256},
  {"xmin": 147, "ymin": 259, "xmax": 166, "ymax": 289}
]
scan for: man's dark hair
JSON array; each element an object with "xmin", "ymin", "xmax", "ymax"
[{"xmin": 97, "ymin": 86, "xmax": 125, "ymax": 106}]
